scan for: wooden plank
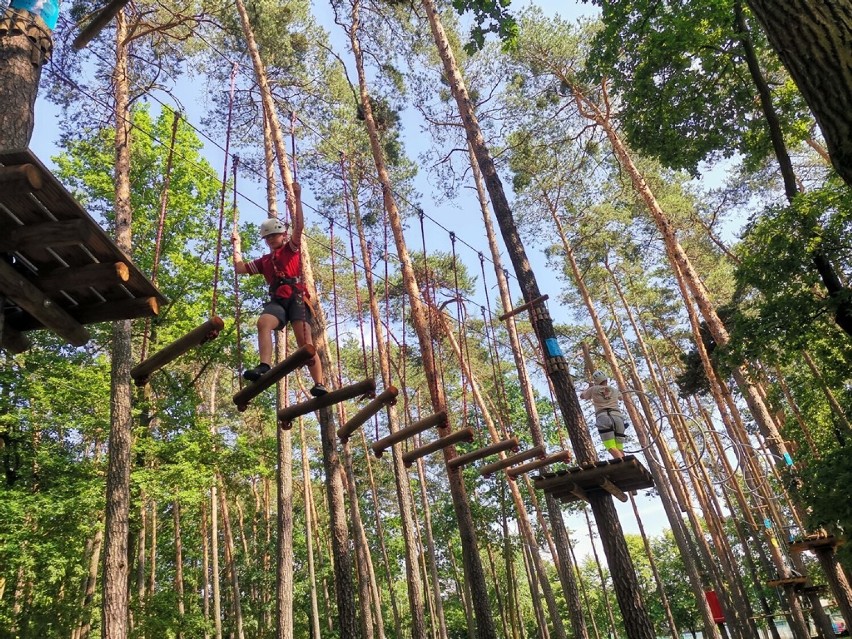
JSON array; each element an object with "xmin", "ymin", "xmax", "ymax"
[
  {"xmin": 337, "ymin": 386, "xmax": 398, "ymax": 442},
  {"xmin": 506, "ymin": 451, "xmax": 572, "ymax": 479},
  {"xmin": 598, "ymin": 478, "xmax": 628, "ymax": 502},
  {"xmin": 401, "ymin": 428, "xmax": 475, "ymax": 468},
  {"xmin": 0, "ymin": 258, "xmax": 90, "ymax": 346},
  {"xmin": 0, "ymin": 164, "xmax": 42, "ymax": 189},
  {"xmin": 131, "ymin": 317, "xmax": 225, "ymax": 386},
  {"xmin": 37, "ymin": 262, "xmax": 130, "ymax": 293},
  {"xmin": 0, "ymin": 219, "xmax": 93, "ymax": 252},
  {"xmin": 447, "ymin": 437, "xmax": 519, "ymax": 471},
  {"xmin": 9, "ymin": 296, "xmax": 160, "ymax": 331},
  {"xmin": 232, "ymin": 345, "xmax": 315, "ymax": 411},
  {"xmin": 278, "ymin": 379, "xmax": 376, "ymax": 428},
  {"xmin": 480, "ymin": 445, "xmax": 545, "ymax": 477},
  {"xmin": 371, "ymin": 411, "xmax": 448, "ymax": 458}
]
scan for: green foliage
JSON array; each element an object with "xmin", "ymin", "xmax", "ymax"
[{"xmin": 450, "ymin": 0, "xmax": 519, "ymax": 55}]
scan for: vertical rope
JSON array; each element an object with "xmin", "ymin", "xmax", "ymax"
[
  {"xmin": 449, "ymin": 232, "xmax": 469, "ymax": 431},
  {"xmin": 479, "ymin": 253, "xmax": 513, "ymax": 438},
  {"xmin": 286, "ymin": 111, "xmax": 298, "ymax": 227},
  {"xmin": 211, "ymin": 62, "xmax": 238, "ymax": 318},
  {"xmin": 232, "ymin": 155, "xmax": 244, "ymax": 387}
]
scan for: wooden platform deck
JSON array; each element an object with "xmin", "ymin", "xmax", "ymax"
[
  {"xmin": 532, "ymin": 455, "xmax": 655, "ymax": 504},
  {"xmin": 789, "ymin": 533, "xmax": 842, "ymax": 553},
  {"xmin": 0, "ymin": 149, "xmax": 166, "ymax": 352}
]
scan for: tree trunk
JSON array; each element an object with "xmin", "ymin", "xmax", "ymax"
[
  {"xmin": 299, "ymin": 420, "xmax": 323, "ymax": 639},
  {"xmin": 173, "ymin": 500, "xmax": 185, "ymax": 639},
  {"xmin": 201, "ymin": 500, "xmax": 211, "ymax": 639},
  {"xmin": 0, "ymin": 7, "xmax": 52, "ymax": 152},
  {"xmin": 275, "ymin": 338, "xmax": 294, "ymax": 639},
  {"xmin": 745, "ymin": 0, "xmax": 852, "ymax": 188},
  {"xmin": 75, "ymin": 527, "xmax": 103, "ymax": 639},
  {"xmin": 219, "ymin": 483, "xmax": 245, "ymax": 639},
  {"xmin": 102, "ymin": 12, "xmax": 133, "ymax": 638}
]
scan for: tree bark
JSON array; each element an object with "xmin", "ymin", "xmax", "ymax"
[
  {"xmin": 745, "ymin": 0, "xmax": 852, "ymax": 188},
  {"xmin": 102, "ymin": 12, "xmax": 133, "ymax": 638}
]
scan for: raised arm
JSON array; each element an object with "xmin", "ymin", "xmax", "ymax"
[
  {"xmin": 231, "ymin": 230, "xmax": 249, "ymax": 274},
  {"xmin": 289, "ymin": 181, "xmax": 304, "ymax": 249}
]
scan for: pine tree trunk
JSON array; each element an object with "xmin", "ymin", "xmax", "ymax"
[
  {"xmin": 102, "ymin": 12, "xmax": 133, "ymax": 638},
  {"xmin": 299, "ymin": 421, "xmax": 323, "ymax": 639},
  {"xmin": 173, "ymin": 500, "xmax": 185, "ymax": 639},
  {"xmin": 351, "ymin": 171, "xmax": 444, "ymax": 639},
  {"xmin": 275, "ymin": 337, "xmax": 294, "ymax": 639},
  {"xmin": 745, "ymin": 0, "xmax": 852, "ymax": 188},
  {"xmin": 201, "ymin": 501, "xmax": 211, "ymax": 639},
  {"xmin": 469, "ymin": 145, "xmax": 588, "ymax": 639},
  {"xmin": 0, "ymin": 8, "xmax": 51, "ymax": 152},
  {"xmin": 219, "ymin": 483, "xmax": 245, "ymax": 639},
  {"xmin": 75, "ymin": 527, "xmax": 103, "ymax": 639}
]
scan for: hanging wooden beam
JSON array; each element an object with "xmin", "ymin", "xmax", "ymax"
[
  {"xmin": 337, "ymin": 385, "xmax": 398, "ymax": 442},
  {"xmin": 0, "ymin": 258, "xmax": 90, "ymax": 346},
  {"xmin": 447, "ymin": 437, "xmax": 519, "ymax": 471},
  {"xmin": 480, "ymin": 444, "xmax": 545, "ymax": 477},
  {"xmin": 402, "ymin": 428, "xmax": 475, "ymax": 468},
  {"xmin": 130, "ymin": 316, "xmax": 225, "ymax": 386},
  {"xmin": 73, "ymin": 0, "xmax": 132, "ymax": 50},
  {"xmin": 232, "ymin": 344, "xmax": 316, "ymax": 412},
  {"xmin": 505, "ymin": 451, "xmax": 572, "ymax": 479},
  {"xmin": 8, "ymin": 296, "xmax": 160, "ymax": 332},
  {"xmin": 371, "ymin": 410, "xmax": 448, "ymax": 458},
  {"xmin": 598, "ymin": 478, "xmax": 628, "ymax": 502},
  {"xmin": 278, "ymin": 379, "xmax": 376, "ymax": 429},
  {"xmin": 38, "ymin": 262, "xmax": 130, "ymax": 293},
  {"xmin": 0, "ymin": 322, "xmax": 31, "ymax": 354},
  {"xmin": 0, "ymin": 164, "xmax": 42, "ymax": 189},
  {"xmin": 498, "ymin": 294, "xmax": 549, "ymax": 321}
]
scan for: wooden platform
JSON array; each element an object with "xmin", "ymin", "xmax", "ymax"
[
  {"xmin": 767, "ymin": 576, "xmax": 808, "ymax": 588},
  {"xmin": 0, "ymin": 149, "xmax": 166, "ymax": 351},
  {"xmin": 789, "ymin": 533, "xmax": 842, "ymax": 553},
  {"xmin": 532, "ymin": 455, "xmax": 654, "ymax": 504}
]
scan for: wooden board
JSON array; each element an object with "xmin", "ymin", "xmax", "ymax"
[
  {"xmin": 0, "ymin": 149, "xmax": 166, "ymax": 347},
  {"xmin": 532, "ymin": 455, "xmax": 655, "ymax": 505}
]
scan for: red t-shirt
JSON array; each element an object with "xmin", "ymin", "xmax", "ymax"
[{"xmin": 246, "ymin": 241, "xmax": 308, "ymax": 300}]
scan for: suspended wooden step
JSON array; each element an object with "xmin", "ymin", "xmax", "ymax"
[
  {"xmin": 498, "ymin": 294, "xmax": 548, "ymax": 321},
  {"xmin": 506, "ymin": 450, "xmax": 573, "ymax": 480},
  {"xmin": 480, "ymin": 444, "xmax": 546, "ymax": 478},
  {"xmin": 371, "ymin": 411, "xmax": 448, "ymax": 458},
  {"xmin": 337, "ymin": 385, "xmax": 398, "ymax": 443},
  {"xmin": 789, "ymin": 533, "xmax": 841, "ymax": 553},
  {"xmin": 0, "ymin": 150, "xmax": 166, "ymax": 352},
  {"xmin": 767, "ymin": 576, "xmax": 808, "ymax": 588},
  {"xmin": 402, "ymin": 428, "xmax": 475, "ymax": 468},
  {"xmin": 131, "ymin": 317, "xmax": 224, "ymax": 386},
  {"xmin": 73, "ymin": 0, "xmax": 132, "ymax": 49},
  {"xmin": 532, "ymin": 455, "xmax": 655, "ymax": 505},
  {"xmin": 232, "ymin": 345, "xmax": 315, "ymax": 412},
  {"xmin": 447, "ymin": 437, "xmax": 519, "ymax": 471},
  {"xmin": 278, "ymin": 379, "xmax": 376, "ymax": 430}
]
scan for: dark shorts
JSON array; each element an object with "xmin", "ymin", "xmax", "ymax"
[
  {"xmin": 262, "ymin": 295, "xmax": 311, "ymax": 330},
  {"xmin": 595, "ymin": 411, "xmax": 626, "ymax": 443}
]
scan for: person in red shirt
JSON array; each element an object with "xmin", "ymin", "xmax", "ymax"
[{"xmin": 231, "ymin": 182, "xmax": 327, "ymax": 396}]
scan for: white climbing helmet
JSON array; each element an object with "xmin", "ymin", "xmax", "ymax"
[
  {"xmin": 592, "ymin": 370, "xmax": 608, "ymax": 383},
  {"xmin": 259, "ymin": 218, "xmax": 287, "ymax": 238}
]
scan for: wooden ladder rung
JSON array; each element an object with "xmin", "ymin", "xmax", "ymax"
[
  {"xmin": 598, "ymin": 478, "xmax": 627, "ymax": 502},
  {"xmin": 131, "ymin": 317, "xmax": 224, "ymax": 386},
  {"xmin": 337, "ymin": 386, "xmax": 398, "ymax": 442},
  {"xmin": 371, "ymin": 411, "xmax": 448, "ymax": 458},
  {"xmin": 506, "ymin": 451, "xmax": 572, "ymax": 479},
  {"xmin": 232, "ymin": 344, "xmax": 315, "ymax": 411},
  {"xmin": 447, "ymin": 437, "xmax": 519, "ymax": 471},
  {"xmin": 480, "ymin": 444, "xmax": 545, "ymax": 477},
  {"xmin": 278, "ymin": 379, "xmax": 376, "ymax": 429},
  {"xmin": 402, "ymin": 428, "xmax": 475, "ymax": 468}
]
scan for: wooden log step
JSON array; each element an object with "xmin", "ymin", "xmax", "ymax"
[
  {"xmin": 402, "ymin": 428, "xmax": 475, "ymax": 468},
  {"xmin": 371, "ymin": 411, "xmax": 448, "ymax": 458},
  {"xmin": 0, "ymin": 258, "xmax": 90, "ymax": 346},
  {"xmin": 73, "ymin": 0, "xmax": 132, "ymax": 50},
  {"xmin": 0, "ymin": 164, "xmax": 42, "ymax": 189},
  {"xmin": 480, "ymin": 444, "xmax": 545, "ymax": 477},
  {"xmin": 498, "ymin": 294, "xmax": 548, "ymax": 321},
  {"xmin": 337, "ymin": 385, "xmax": 398, "ymax": 442},
  {"xmin": 38, "ymin": 262, "xmax": 130, "ymax": 293},
  {"xmin": 131, "ymin": 317, "xmax": 225, "ymax": 386},
  {"xmin": 447, "ymin": 437, "xmax": 519, "ymax": 471},
  {"xmin": 278, "ymin": 379, "xmax": 376, "ymax": 429},
  {"xmin": 232, "ymin": 345, "xmax": 316, "ymax": 412},
  {"xmin": 506, "ymin": 451, "xmax": 572, "ymax": 479}
]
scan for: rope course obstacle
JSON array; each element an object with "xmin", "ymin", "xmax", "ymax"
[
  {"xmin": 533, "ymin": 455, "xmax": 655, "ymax": 504},
  {"xmin": 277, "ymin": 378, "xmax": 377, "ymax": 430},
  {"xmin": 0, "ymin": 150, "xmax": 166, "ymax": 353},
  {"xmin": 232, "ymin": 344, "xmax": 316, "ymax": 411}
]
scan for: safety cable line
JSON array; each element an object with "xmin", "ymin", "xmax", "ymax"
[
  {"xmin": 449, "ymin": 232, "xmax": 469, "ymax": 432},
  {"xmin": 478, "ymin": 253, "xmax": 514, "ymax": 438},
  {"xmin": 232, "ymin": 155, "xmax": 244, "ymax": 386}
]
